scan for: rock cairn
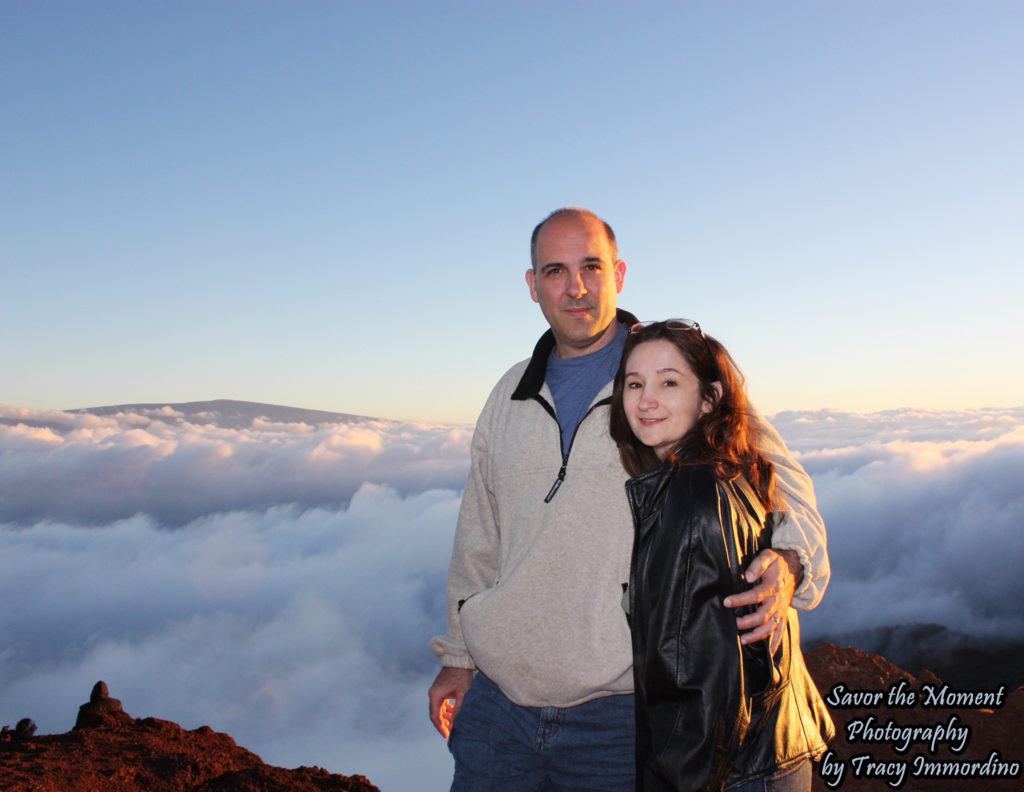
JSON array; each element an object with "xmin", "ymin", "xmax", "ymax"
[{"xmin": 74, "ymin": 680, "xmax": 132, "ymax": 729}]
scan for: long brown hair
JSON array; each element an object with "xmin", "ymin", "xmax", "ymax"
[{"xmin": 609, "ymin": 321, "xmax": 776, "ymax": 511}]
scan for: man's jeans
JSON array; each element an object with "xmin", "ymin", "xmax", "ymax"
[{"xmin": 448, "ymin": 673, "xmax": 635, "ymax": 792}]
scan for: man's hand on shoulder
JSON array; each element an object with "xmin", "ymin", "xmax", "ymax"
[
  {"xmin": 428, "ymin": 666, "xmax": 475, "ymax": 738},
  {"xmin": 723, "ymin": 548, "xmax": 802, "ymax": 655}
]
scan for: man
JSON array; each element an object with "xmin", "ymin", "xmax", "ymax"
[{"xmin": 428, "ymin": 208, "xmax": 829, "ymax": 790}]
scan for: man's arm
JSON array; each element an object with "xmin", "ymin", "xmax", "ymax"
[
  {"xmin": 426, "ymin": 413, "xmax": 500, "ymax": 733},
  {"xmin": 724, "ymin": 408, "xmax": 830, "ymax": 651}
]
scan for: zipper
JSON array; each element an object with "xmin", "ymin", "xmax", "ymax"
[
  {"xmin": 544, "ymin": 457, "xmax": 568, "ymax": 502},
  {"xmin": 536, "ymin": 395, "xmax": 611, "ymax": 503}
]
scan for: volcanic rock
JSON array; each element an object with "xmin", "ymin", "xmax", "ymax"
[
  {"xmin": 74, "ymin": 680, "xmax": 132, "ymax": 730},
  {"xmin": 805, "ymin": 643, "xmax": 1024, "ymax": 792},
  {"xmin": 4, "ymin": 653, "xmax": 1022, "ymax": 792},
  {"xmin": 0, "ymin": 682, "xmax": 379, "ymax": 792}
]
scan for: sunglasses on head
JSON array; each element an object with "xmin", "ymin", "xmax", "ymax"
[
  {"xmin": 629, "ymin": 318, "xmax": 706, "ymax": 339},
  {"xmin": 629, "ymin": 319, "xmax": 714, "ymax": 359}
]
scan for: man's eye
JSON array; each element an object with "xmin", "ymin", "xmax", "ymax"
[{"xmin": 544, "ymin": 267, "xmax": 563, "ymax": 277}]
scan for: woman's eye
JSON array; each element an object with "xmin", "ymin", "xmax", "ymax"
[
  {"xmin": 626, "ymin": 381, "xmax": 642, "ymax": 389},
  {"xmin": 663, "ymin": 379, "xmax": 677, "ymax": 387}
]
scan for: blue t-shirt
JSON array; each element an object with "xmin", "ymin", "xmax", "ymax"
[{"xmin": 545, "ymin": 323, "xmax": 628, "ymax": 456}]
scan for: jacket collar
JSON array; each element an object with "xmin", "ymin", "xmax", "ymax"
[{"xmin": 511, "ymin": 308, "xmax": 640, "ymax": 401}]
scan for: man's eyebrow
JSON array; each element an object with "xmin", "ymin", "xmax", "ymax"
[{"xmin": 539, "ymin": 256, "xmax": 604, "ymax": 271}]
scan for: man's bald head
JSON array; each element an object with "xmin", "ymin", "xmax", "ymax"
[{"xmin": 530, "ymin": 207, "xmax": 618, "ymax": 270}]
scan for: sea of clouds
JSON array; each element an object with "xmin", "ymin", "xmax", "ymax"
[{"xmin": 1, "ymin": 403, "xmax": 1022, "ymax": 791}]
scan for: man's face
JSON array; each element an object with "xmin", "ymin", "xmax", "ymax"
[{"xmin": 526, "ymin": 214, "xmax": 626, "ymax": 359}]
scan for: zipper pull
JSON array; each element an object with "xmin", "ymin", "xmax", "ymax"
[{"xmin": 544, "ymin": 460, "xmax": 568, "ymax": 502}]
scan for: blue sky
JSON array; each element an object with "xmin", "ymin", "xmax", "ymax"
[{"xmin": 4, "ymin": 1, "xmax": 1023, "ymax": 423}]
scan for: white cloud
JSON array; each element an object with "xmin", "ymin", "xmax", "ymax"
[
  {"xmin": 0, "ymin": 406, "xmax": 471, "ymax": 525},
  {"xmin": 1, "ymin": 404, "xmax": 1022, "ymax": 791},
  {"xmin": 778, "ymin": 408, "xmax": 1024, "ymax": 641},
  {"xmin": 0, "ymin": 485, "xmax": 460, "ymax": 791}
]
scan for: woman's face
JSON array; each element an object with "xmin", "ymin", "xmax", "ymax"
[{"xmin": 622, "ymin": 339, "xmax": 710, "ymax": 461}]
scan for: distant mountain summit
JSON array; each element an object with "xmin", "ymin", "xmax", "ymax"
[{"xmin": 67, "ymin": 399, "xmax": 380, "ymax": 429}]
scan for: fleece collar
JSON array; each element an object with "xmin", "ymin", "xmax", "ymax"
[{"xmin": 511, "ymin": 308, "xmax": 640, "ymax": 401}]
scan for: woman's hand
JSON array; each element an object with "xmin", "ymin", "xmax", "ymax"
[{"xmin": 723, "ymin": 548, "xmax": 802, "ymax": 655}]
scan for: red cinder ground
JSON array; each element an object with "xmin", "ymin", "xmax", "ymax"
[
  {"xmin": 3, "ymin": 647, "xmax": 1022, "ymax": 792},
  {"xmin": 0, "ymin": 693, "xmax": 380, "ymax": 792},
  {"xmin": 805, "ymin": 643, "xmax": 1024, "ymax": 792}
]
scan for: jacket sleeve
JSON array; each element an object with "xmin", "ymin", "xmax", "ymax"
[
  {"xmin": 751, "ymin": 407, "xmax": 831, "ymax": 609},
  {"xmin": 427, "ymin": 399, "xmax": 501, "ymax": 669}
]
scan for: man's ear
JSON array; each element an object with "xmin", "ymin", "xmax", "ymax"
[
  {"xmin": 702, "ymin": 381, "xmax": 724, "ymax": 415},
  {"xmin": 525, "ymin": 268, "xmax": 539, "ymax": 303},
  {"xmin": 614, "ymin": 259, "xmax": 627, "ymax": 293}
]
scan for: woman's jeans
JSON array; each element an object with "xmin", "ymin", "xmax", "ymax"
[{"xmin": 730, "ymin": 759, "xmax": 812, "ymax": 792}]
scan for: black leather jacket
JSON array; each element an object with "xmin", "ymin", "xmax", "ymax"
[{"xmin": 626, "ymin": 463, "xmax": 834, "ymax": 791}]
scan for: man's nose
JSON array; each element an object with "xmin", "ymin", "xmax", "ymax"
[{"xmin": 566, "ymin": 271, "xmax": 587, "ymax": 298}]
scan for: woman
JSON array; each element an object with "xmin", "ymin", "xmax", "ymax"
[{"xmin": 609, "ymin": 319, "xmax": 833, "ymax": 792}]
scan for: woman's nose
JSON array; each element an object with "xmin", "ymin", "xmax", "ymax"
[{"xmin": 638, "ymin": 390, "xmax": 657, "ymax": 409}]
